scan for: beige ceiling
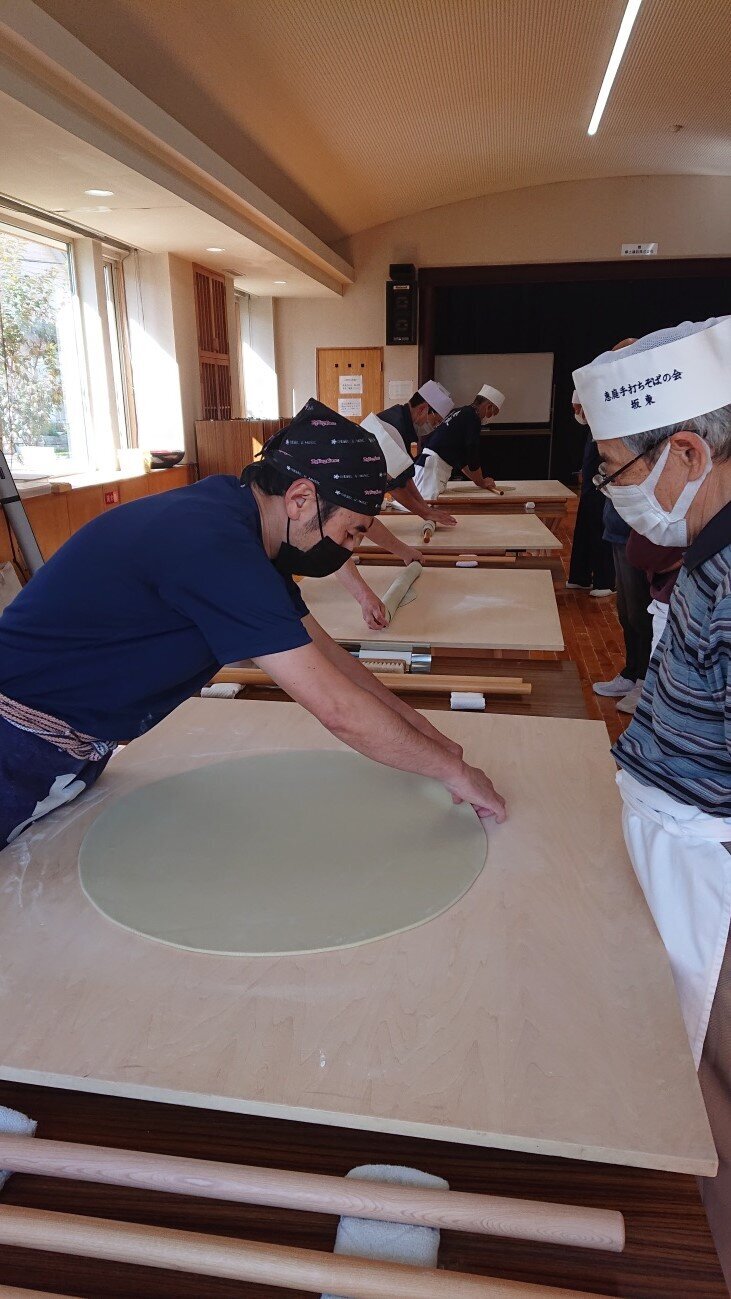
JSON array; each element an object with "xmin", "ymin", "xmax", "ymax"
[
  {"xmin": 34, "ymin": 0, "xmax": 731, "ymax": 243},
  {"xmin": 0, "ymin": 91, "xmax": 334, "ymax": 296}
]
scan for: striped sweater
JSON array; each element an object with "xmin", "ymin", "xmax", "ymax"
[{"xmin": 613, "ymin": 500, "xmax": 731, "ymax": 817}]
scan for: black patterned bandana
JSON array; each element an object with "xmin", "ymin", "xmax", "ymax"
[{"xmin": 260, "ymin": 399, "xmax": 387, "ymax": 515}]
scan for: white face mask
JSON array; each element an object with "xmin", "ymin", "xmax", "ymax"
[{"xmin": 604, "ymin": 441, "xmax": 712, "ymax": 547}]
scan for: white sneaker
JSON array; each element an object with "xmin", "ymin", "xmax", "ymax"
[
  {"xmin": 590, "ymin": 587, "xmax": 613, "ymax": 597},
  {"xmin": 617, "ymin": 679, "xmax": 645, "ymax": 715},
  {"xmin": 592, "ymin": 673, "xmax": 635, "ymax": 698},
  {"xmin": 566, "ymin": 581, "xmax": 590, "ymax": 590}
]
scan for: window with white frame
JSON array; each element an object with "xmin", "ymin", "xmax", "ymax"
[
  {"xmin": 103, "ymin": 257, "xmax": 137, "ymax": 450},
  {"xmin": 0, "ymin": 224, "xmax": 90, "ymax": 476}
]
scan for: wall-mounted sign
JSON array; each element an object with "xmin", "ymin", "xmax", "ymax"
[
  {"xmin": 388, "ymin": 380, "xmax": 414, "ymax": 401},
  {"xmin": 338, "ymin": 397, "xmax": 362, "ymax": 417},
  {"xmin": 621, "ymin": 243, "xmax": 658, "ymax": 257},
  {"xmin": 339, "ymin": 374, "xmax": 363, "ymax": 394}
]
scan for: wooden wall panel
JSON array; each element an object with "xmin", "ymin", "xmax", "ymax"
[
  {"xmin": 0, "ymin": 469, "xmax": 194, "ymax": 570},
  {"xmin": 195, "ymin": 420, "xmax": 289, "ymax": 479}
]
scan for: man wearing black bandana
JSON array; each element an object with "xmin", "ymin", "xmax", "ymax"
[{"xmin": 0, "ymin": 399, "xmax": 506, "ymax": 848}]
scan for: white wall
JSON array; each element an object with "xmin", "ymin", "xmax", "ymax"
[
  {"xmin": 124, "ymin": 251, "xmax": 204, "ymax": 458},
  {"xmin": 275, "ymin": 175, "xmax": 731, "ymax": 416},
  {"xmin": 239, "ymin": 293, "xmax": 279, "ymax": 417}
]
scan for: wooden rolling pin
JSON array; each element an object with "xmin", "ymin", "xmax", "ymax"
[
  {"xmin": 0, "ymin": 1136, "xmax": 623, "ymax": 1251},
  {"xmin": 213, "ymin": 667, "xmax": 532, "ymax": 697},
  {"xmin": 0, "ymin": 1205, "xmax": 621, "ymax": 1298}
]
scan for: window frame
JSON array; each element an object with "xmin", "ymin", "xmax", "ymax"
[
  {"xmin": 0, "ymin": 218, "xmax": 93, "ymax": 475},
  {"xmin": 103, "ymin": 255, "xmax": 138, "ymax": 450}
]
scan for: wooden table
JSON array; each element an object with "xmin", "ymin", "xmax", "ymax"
[
  {"xmin": 437, "ymin": 480, "xmax": 575, "ymax": 505},
  {"xmin": 0, "ymin": 700, "xmax": 721, "ymax": 1296},
  {"xmin": 366, "ymin": 512, "xmax": 562, "ymax": 554},
  {"xmin": 406, "ymin": 479, "xmax": 576, "ymax": 531},
  {"xmin": 0, "ymin": 700, "xmax": 713, "ymax": 1176},
  {"xmin": 300, "ymin": 566, "xmax": 564, "ymax": 651}
]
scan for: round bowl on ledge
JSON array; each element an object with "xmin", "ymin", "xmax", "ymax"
[{"xmin": 149, "ymin": 450, "xmax": 185, "ymax": 469}]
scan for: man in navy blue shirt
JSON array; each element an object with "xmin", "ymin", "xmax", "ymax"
[
  {"xmin": 0, "ymin": 400, "xmax": 506, "ymax": 847},
  {"xmin": 378, "ymin": 379, "xmax": 454, "ymax": 458},
  {"xmin": 414, "ymin": 385, "xmax": 504, "ymax": 500}
]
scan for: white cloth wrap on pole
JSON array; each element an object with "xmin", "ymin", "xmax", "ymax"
[
  {"xmin": 414, "ymin": 450, "xmax": 453, "ymax": 500},
  {"xmin": 321, "ymin": 1164, "xmax": 448, "ymax": 1299},
  {"xmin": 382, "ymin": 562, "xmax": 422, "ymax": 625},
  {"xmin": 422, "ymin": 519, "xmax": 436, "ymax": 541},
  {"xmin": 616, "ymin": 769, "xmax": 731, "ymax": 1066},
  {"xmin": 0, "ymin": 1108, "xmax": 36, "ymax": 1190}
]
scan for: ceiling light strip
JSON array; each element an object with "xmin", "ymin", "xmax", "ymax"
[{"xmin": 587, "ymin": 0, "xmax": 644, "ymax": 136}]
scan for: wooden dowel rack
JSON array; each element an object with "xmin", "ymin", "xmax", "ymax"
[
  {"xmin": 0, "ymin": 1205, "xmax": 618, "ymax": 1299},
  {"xmin": 213, "ymin": 667, "xmax": 532, "ymax": 697},
  {"xmin": 0, "ymin": 1136, "xmax": 623, "ymax": 1251}
]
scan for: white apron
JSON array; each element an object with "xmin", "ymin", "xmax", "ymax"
[
  {"xmin": 617, "ymin": 768, "xmax": 731, "ymax": 1067},
  {"xmin": 413, "ymin": 449, "xmax": 453, "ymax": 501}
]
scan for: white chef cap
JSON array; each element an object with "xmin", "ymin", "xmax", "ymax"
[
  {"xmin": 418, "ymin": 379, "xmax": 453, "ymax": 420},
  {"xmin": 573, "ymin": 316, "xmax": 731, "ymax": 441},
  {"xmin": 571, "ymin": 389, "xmax": 588, "ymax": 425},
  {"xmin": 478, "ymin": 384, "xmax": 505, "ymax": 409},
  {"xmin": 361, "ymin": 412, "xmax": 413, "ymax": 482}
]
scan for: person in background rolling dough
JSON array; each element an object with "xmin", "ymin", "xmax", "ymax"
[
  {"xmin": 414, "ymin": 385, "xmax": 505, "ymax": 501},
  {"xmin": 574, "ymin": 317, "xmax": 731, "ymax": 1284},
  {"xmin": 0, "ymin": 399, "xmax": 507, "ymax": 849},
  {"xmin": 379, "ymin": 379, "xmax": 454, "ymax": 458},
  {"xmin": 378, "ymin": 380, "xmax": 459, "ymax": 528}
]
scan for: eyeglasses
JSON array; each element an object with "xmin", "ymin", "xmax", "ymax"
[{"xmin": 592, "ymin": 434, "xmax": 670, "ymax": 493}]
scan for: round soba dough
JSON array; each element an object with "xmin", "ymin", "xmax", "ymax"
[{"xmin": 78, "ymin": 751, "xmax": 487, "ymax": 956}]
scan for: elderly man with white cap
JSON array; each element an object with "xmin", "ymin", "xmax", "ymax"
[
  {"xmin": 574, "ymin": 316, "xmax": 731, "ymax": 1282},
  {"xmin": 414, "ymin": 385, "xmax": 505, "ymax": 501}
]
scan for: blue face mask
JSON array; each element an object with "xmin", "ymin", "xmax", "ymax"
[{"xmin": 273, "ymin": 495, "xmax": 351, "ymax": 578}]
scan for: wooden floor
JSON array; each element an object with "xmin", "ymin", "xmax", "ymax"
[{"xmin": 0, "ymin": 499, "xmax": 724, "ymax": 1297}]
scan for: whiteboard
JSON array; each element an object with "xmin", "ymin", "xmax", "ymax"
[{"xmin": 435, "ymin": 353, "xmax": 554, "ymax": 423}]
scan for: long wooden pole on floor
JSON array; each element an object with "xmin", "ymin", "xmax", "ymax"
[
  {"xmin": 0, "ymin": 1136, "xmax": 623, "ymax": 1252},
  {"xmin": 213, "ymin": 667, "xmax": 533, "ymax": 697},
  {"xmin": 0, "ymin": 1205, "xmax": 619, "ymax": 1299}
]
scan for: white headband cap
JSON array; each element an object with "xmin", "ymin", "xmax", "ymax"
[
  {"xmin": 573, "ymin": 316, "xmax": 731, "ymax": 441},
  {"xmin": 361, "ymin": 412, "xmax": 413, "ymax": 482},
  {"xmin": 571, "ymin": 389, "xmax": 588, "ymax": 425},
  {"xmin": 478, "ymin": 384, "xmax": 505, "ymax": 409},
  {"xmin": 418, "ymin": 379, "xmax": 453, "ymax": 420}
]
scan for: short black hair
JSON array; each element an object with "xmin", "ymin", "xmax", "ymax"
[{"xmin": 242, "ymin": 460, "xmax": 339, "ymax": 521}]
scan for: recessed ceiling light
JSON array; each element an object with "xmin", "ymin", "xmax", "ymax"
[
  {"xmin": 85, "ymin": 188, "xmax": 114, "ymax": 197},
  {"xmin": 587, "ymin": 0, "xmax": 644, "ymax": 136},
  {"xmin": 206, "ymin": 246, "xmax": 225, "ymax": 253},
  {"xmin": 274, "ymin": 280, "xmax": 287, "ymax": 285}
]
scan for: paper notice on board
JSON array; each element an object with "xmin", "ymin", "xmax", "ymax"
[
  {"xmin": 338, "ymin": 397, "xmax": 362, "ymax": 417},
  {"xmin": 388, "ymin": 380, "xmax": 414, "ymax": 401},
  {"xmin": 339, "ymin": 374, "xmax": 363, "ymax": 395}
]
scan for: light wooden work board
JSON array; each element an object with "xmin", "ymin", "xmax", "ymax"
[
  {"xmin": 367, "ymin": 512, "xmax": 561, "ymax": 554},
  {"xmin": 436, "ymin": 480, "xmax": 575, "ymax": 504},
  {"xmin": 301, "ymin": 566, "xmax": 564, "ymax": 651},
  {"xmin": 0, "ymin": 700, "xmax": 714, "ymax": 1175}
]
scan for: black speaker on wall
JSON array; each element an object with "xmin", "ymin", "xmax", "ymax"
[{"xmin": 386, "ymin": 263, "xmax": 417, "ymax": 345}]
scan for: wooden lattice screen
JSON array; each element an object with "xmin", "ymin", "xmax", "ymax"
[{"xmin": 193, "ymin": 265, "xmax": 232, "ymax": 419}]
